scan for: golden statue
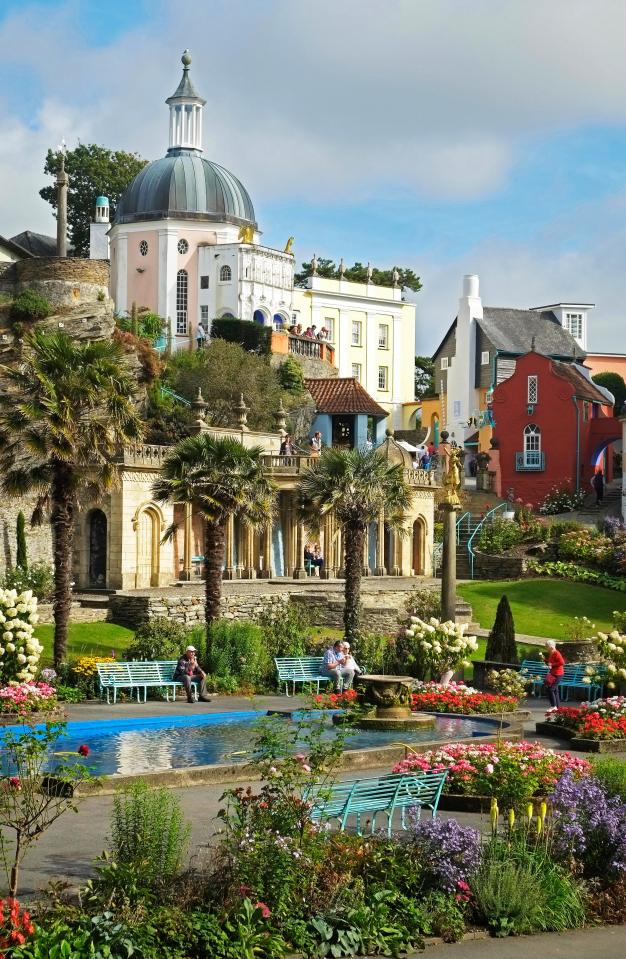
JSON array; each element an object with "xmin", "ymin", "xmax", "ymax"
[
  {"xmin": 284, "ymin": 236, "xmax": 295, "ymax": 255},
  {"xmin": 238, "ymin": 224, "xmax": 255, "ymax": 243},
  {"xmin": 442, "ymin": 446, "xmax": 462, "ymax": 508}
]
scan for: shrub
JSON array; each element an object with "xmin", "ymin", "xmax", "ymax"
[
  {"xmin": 477, "ymin": 517, "xmax": 524, "ymax": 554},
  {"xmin": 124, "ymin": 618, "xmax": 187, "ymax": 661},
  {"xmin": 549, "ymin": 520, "xmax": 587, "ymax": 540},
  {"xmin": 526, "ymin": 559, "xmax": 626, "ymax": 592},
  {"xmin": 113, "ymin": 327, "xmax": 162, "ymax": 383},
  {"xmin": 210, "ymin": 316, "xmax": 272, "ymax": 355},
  {"xmin": 590, "ymin": 757, "xmax": 626, "ymax": 800},
  {"xmin": 207, "ymin": 620, "xmax": 274, "ymax": 689},
  {"xmin": 0, "ymin": 682, "xmax": 57, "ymax": 716},
  {"xmin": 407, "ymin": 816, "xmax": 481, "ymax": 893},
  {"xmin": 109, "ymin": 781, "xmax": 190, "ymax": 888},
  {"xmin": 0, "ymin": 588, "xmax": 43, "ymax": 684},
  {"xmin": 278, "ymin": 356, "xmax": 305, "ymax": 394},
  {"xmin": 257, "ymin": 601, "xmax": 309, "ymax": 658},
  {"xmin": 351, "ymin": 632, "xmax": 392, "ymax": 673},
  {"xmin": 392, "ymin": 617, "xmax": 478, "ymax": 681},
  {"xmin": 10, "ymin": 290, "xmax": 53, "ymax": 323},
  {"xmin": 558, "ymin": 528, "xmax": 614, "ymax": 570},
  {"xmin": 403, "ymin": 586, "xmax": 441, "ymax": 621},
  {"xmin": 485, "ymin": 595, "xmax": 518, "ymax": 664},
  {"xmin": 539, "ymin": 484, "xmax": 585, "ymax": 515},
  {"xmin": 472, "ymin": 837, "xmax": 584, "ymax": 935},
  {"xmin": 2, "ymin": 561, "xmax": 54, "ymax": 602},
  {"xmin": 486, "ymin": 668, "xmax": 528, "ymax": 700}
]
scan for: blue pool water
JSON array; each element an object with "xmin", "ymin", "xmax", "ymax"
[{"xmin": 1, "ymin": 711, "xmax": 496, "ymax": 777}]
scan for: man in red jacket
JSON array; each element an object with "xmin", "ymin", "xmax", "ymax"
[{"xmin": 544, "ymin": 640, "xmax": 565, "ymax": 708}]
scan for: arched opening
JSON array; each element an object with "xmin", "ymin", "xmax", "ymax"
[
  {"xmin": 431, "ymin": 413, "xmax": 440, "ymax": 447},
  {"xmin": 253, "ymin": 309, "xmax": 267, "ymax": 325},
  {"xmin": 219, "ymin": 264, "xmax": 232, "ymax": 282},
  {"xmin": 88, "ymin": 510, "xmax": 107, "ymax": 587},
  {"xmin": 135, "ymin": 507, "xmax": 161, "ymax": 588},
  {"xmin": 273, "ymin": 313, "xmax": 288, "ymax": 328},
  {"xmin": 412, "ymin": 517, "xmax": 426, "ymax": 576}
]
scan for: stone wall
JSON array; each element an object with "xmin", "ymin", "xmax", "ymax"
[
  {"xmin": 10, "ymin": 258, "xmax": 110, "ymax": 308},
  {"xmin": 0, "ymin": 495, "xmax": 53, "ymax": 576},
  {"xmin": 108, "ymin": 590, "xmax": 290, "ymax": 629},
  {"xmin": 37, "ymin": 603, "xmax": 109, "ymax": 624},
  {"xmin": 474, "ymin": 550, "xmax": 527, "ymax": 580}
]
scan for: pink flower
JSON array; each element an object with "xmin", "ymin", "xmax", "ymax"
[
  {"xmin": 302, "ymin": 764, "xmax": 311, "ymax": 773},
  {"xmin": 485, "ymin": 763, "xmax": 494, "ymax": 774},
  {"xmin": 255, "ymin": 901, "xmax": 271, "ymax": 919}
]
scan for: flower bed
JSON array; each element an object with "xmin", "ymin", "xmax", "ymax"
[
  {"xmin": 540, "ymin": 697, "xmax": 626, "ymax": 748},
  {"xmin": 410, "ymin": 687, "xmax": 519, "ymax": 715},
  {"xmin": 312, "ymin": 689, "xmax": 359, "ymax": 710},
  {"xmin": 526, "ymin": 559, "xmax": 626, "ymax": 592},
  {"xmin": 393, "ymin": 741, "xmax": 590, "ymax": 807},
  {"xmin": 0, "ymin": 682, "xmax": 58, "ymax": 719}
]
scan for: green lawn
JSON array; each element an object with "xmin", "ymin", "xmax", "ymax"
[
  {"xmin": 37, "ymin": 622, "xmax": 134, "ymax": 663},
  {"xmin": 458, "ymin": 578, "xmax": 626, "ymax": 640}
]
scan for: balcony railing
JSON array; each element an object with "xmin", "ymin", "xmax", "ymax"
[
  {"xmin": 515, "ymin": 451, "xmax": 545, "ymax": 471},
  {"xmin": 262, "ymin": 454, "xmax": 318, "ymax": 474},
  {"xmin": 287, "ymin": 334, "xmax": 335, "ymax": 365},
  {"xmin": 118, "ymin": 444, "xmax": 169, "ymax": 467}
]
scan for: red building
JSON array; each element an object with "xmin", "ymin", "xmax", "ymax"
[{"xmin": 491, "ymin": 351, "xmax": 620, "ymax": 506}]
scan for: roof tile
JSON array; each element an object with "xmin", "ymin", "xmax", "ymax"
[{"xmin": 304, "ymin": 378, "xmax": 388, "ymax": 416}]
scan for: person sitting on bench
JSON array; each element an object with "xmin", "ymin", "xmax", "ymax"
[{"xmin": 174, "ymin": 645, "xmax": 212, "ymax": 703}]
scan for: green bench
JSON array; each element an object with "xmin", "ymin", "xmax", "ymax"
[
  {"xmin": 308, "ymin": 770, "xmax": 447, "ymax": 837},
  {"xmin": 96, "ymin": 660, "xmax": 199, "ymax": 704},
  {"xmin": 274, "ymin": 656, "xmax": 340, "ymax": 696},
  {"xmin": 520, "ymin": 659, "xmax": 605, "ymax": 701}
]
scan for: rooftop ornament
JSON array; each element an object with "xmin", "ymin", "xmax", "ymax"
[
  {"xmin": 275, "ymin": 397, "xmax": 287, "ymax": 435},
  {"xmin": 236, "ymin": 393, "xmax": 249, "ymax": 431},
  {"xmin": 311, "ymin": 253, "xmax": 319, "ymax": 276},
  {"xmin": 191, "ymin": 387, "xmax": 208, "ymax": 424}
]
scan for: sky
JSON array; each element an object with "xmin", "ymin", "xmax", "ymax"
[{"xmin": 1, "ymin": 0, "xmax": 626, "ymax": 353}]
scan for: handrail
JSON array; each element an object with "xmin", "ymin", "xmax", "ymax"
[
  {"xmin": 456, "ymin": 511, "xmax": 471, "ymax": 544},
  {"xmin": 466, "ymin": 502, "xmax": 507, "ymax": 579},
  {"xmin": 159, "ymin": 385, "xmax": 191, "ymax": 407}
]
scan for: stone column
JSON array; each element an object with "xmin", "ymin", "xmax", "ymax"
[
  {"xmin": 224, "ymin": 514, "xmax": 237, "ymax": 580},
  {"xmin": 374, "ymin": 511, "xmax": 386, "ymax": 575},
  {"xmin": 320, "ymin": 513, "xmax": 334, "ymax": 579},
  {"xmin": 56, "ymin": 154, "xmax": 68, "ymax": 257},
  {"xmin": 242, "ymin": 526, "xmax": 256, "ymax": 579},
  {"xmin": 180, "ymin": 502, "xmax": 193, "ymax": 581},
  {"xmin": 258, "ymin": 521, "xmax": 273, "ymax": 579},
  {"xmin": 441, "ymin": 504, "xmax": 457, "ymax": 621},
  {"xmin": 285, "ymin": 497, "xmax": 294, "ymax": 576},
  {"xmin": 336, "ymin": 526, "xmax": 345, "ymax": 578},
  {"xmin": 390, "ymin": 530, "xmax": 401, "ymax": 576},
  {"xmin": 293, "ymin": 520, "xmax": 308, "ymax": 579},
  {"xmin": 362, "ymin": 526, "xmax": 371, "ymax": 576}
]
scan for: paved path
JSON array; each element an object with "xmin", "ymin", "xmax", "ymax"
[{"xmin": 428, "ymin": 926, "xmax": 626, "ymax": 958}]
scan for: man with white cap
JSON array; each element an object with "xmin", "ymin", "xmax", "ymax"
[{"xmin": 173, "ymin": 645, "xmax": 212, "ymax": 703}]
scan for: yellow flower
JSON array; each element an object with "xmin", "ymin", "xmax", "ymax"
[
  {"xmin": 526, "ymin": 803, "xmax": 534, "ymax": 821},
  {"xmin": 540, "ymin": 801, "xmax": 547, "ymax": 821},
  {"xmin": 507, "ymin": 808, "xmax": 515, "ymax": 829},
  {"xmin": 536, "ymin": 815, "xmax": 543, "ymax": 836}
]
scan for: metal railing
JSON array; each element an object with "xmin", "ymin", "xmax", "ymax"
[
  {"xmin": 466, "ymin": 501, "xmax": 508, "ymax": 579},
  {"xmin": 456, "ymin": 511, "xmax": 472, "ymax": 544}
]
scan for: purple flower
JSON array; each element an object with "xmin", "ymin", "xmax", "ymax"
[
  {"xmin": 408, "ymin": 815, "xmax": 482, "ymax": 892},
  {"xmin": 550, "ymin": 769, "xmax": 626, "ymax": 878}
]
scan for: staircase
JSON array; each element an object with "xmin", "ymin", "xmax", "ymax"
[{"xmin": 456, "ymin": 512, "xmax": 483, "ymax": 580}]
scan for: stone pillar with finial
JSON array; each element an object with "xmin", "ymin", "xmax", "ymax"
[
  {"xmin": 191, "ymin": 387, "xmax": 208, "ymax": 431},
  {"xmin": 275, "ymin": 398, "xmax": 287, "ymax": 437},
  {"xmin": 56, "ymin": 141, "xmax": 69, "ymax": 258},
  {"xmin": 366, "ymin": 262, "xmax": 373, "ymax": 284},
  {"xmin": 339, "ymin": 257, "xmax": 346, "ymax": 279},
  {"xmin": 180, "ymin": 502, "xmax": 193, "ymax": 581},
  {"xmin": 236, "ymin": 393, "xmax": 249, "ymax": 432},
  {"xmin": 392, "ymin": 267, "xmax": 400, "ymax": 288}
]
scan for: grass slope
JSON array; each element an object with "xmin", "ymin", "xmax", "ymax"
[
  {"xmin": 36, "ymin": 622, "xmax": 133, "ymax": 663},
  {"xmin": 458, "ymin": 578, "xmax": 625, "ymax": 640}
]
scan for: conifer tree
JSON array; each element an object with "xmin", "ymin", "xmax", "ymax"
[
  {"xmin": 485, "ymin": 594, "xmax": 518, "ymax": 664},
  {"xmin": 16, "ymin": 511, "xmax": 27, "ymax": 570}
]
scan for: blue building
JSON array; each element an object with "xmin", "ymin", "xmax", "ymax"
[{"xmin": 304, "ymin": 378, "xmax": 388, "ymax": 449}]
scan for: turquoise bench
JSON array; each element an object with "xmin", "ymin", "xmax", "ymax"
[
  {"xmin": 274, "ymin": 656, "xmax": 340, "ymax": 696},
  {"xmin": 308, "ymin": 771, "xmax": 447, "ymax": 837},
  {"xmin": 96, "ymin": 660, "xmax": 200, "ymax": 704},
  {"xmin": 520, "ymin": 659, "xmax": 605, "ymax": 701}
]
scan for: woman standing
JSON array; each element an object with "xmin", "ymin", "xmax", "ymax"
[{"xmin": 544, "ymin": 640, "xmax": 565, "ymax": 708}]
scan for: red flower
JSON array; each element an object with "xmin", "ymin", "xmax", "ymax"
[
  {"xmin": 77, "ymin": 744, "xmax": 90, "ymax": 757},
  {"xmin": 255, "ymin": 901, "xmax": 271, "ymax": 919},
  {"xmin": 8, "ymin": 777, "xmax": 21, "ymax": 790}
]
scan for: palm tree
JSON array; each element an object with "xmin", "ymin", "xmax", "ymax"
[
  {"xmin": 299, "ymin": 447, "xmax": 412, "ymax": 641},
  {"xmin": 152, "ymin": 434, "xmax": 274, "ymax": 646},
  {"xmin": 0, "ymin": 330, "xmax": 143, "ymax": 667}
]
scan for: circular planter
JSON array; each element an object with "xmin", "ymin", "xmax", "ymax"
[
  {"xmin": 472, "ymin": 659, "xmax": 520, "ymax": 690},
  {"xmin": 0, "ymin": 708, "xmax": 66, "ymax": 727},
  {"xmin": 556, "ymin": 641, "xmax": 597, "ymax": 664}
]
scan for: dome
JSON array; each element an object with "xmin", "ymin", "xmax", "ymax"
[{"xmin": 114, "ymin": 150, "xmax": 256, "ymax": 227}]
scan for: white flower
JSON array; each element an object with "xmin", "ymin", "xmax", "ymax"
[
  {"xmin": 2, "ymin": 631, "xmax": 12, "ymax": 642},
  {"xmin": 6, "ymin": 643, "xmax": 15, "ymax": 653},
  {"xmin": 16, "ymin": 654, "xmax": 26, "ymax": 664},
  {"xmin": 29, "ymin": 614, "xmax": 39, "ymax": 625}
]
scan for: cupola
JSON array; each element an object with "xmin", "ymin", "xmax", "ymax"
[{"xmin": 166, "ymin": 49, "xmax": 206, "ymax": 154}]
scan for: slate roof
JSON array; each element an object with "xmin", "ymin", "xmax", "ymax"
[
  {"xmin": 552, "ymin": 361, "xmax": 613, "ymax": 405},
  {"xmin": 9, "ymin": 231, "xmax": 58, "ymax": 257},
  {"xmin": 479, "ymin": 307, "xmax": 586, "ymax": 360},
  {"xmin": 304, "ymin": 378, "xmax": 388, "ymax": 417},
  {"xmin": 0, "ymin": 235, "xmax": 33, "ymax": 259}
]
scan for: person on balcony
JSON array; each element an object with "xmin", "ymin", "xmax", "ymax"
[
  {"xmin": 303, "ymin": 326, "xmax": 314, "ymax": 338},
  {"xmin": 280, "ymin": 434, "xmax": 296, "ymax": 455},
  {"xmin": 310, "ymin": 431, "xmax": 323, "ymax": 455}
]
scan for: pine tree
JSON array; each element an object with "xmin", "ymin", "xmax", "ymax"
[
  {"xmin": 485, "ymin": 595, "xmax": 518, "ymax": 664},
  {"xmin": 16, "ymin": 512, "xmax": 27, "ymax": 570}
]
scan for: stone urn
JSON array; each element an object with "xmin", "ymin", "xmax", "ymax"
[
  {"xmin": 556, "ymin": 641, "xmax": 597, "ymax": 664},
  {"xmin": 353, "ymin": 674, "xmax": 435, "ymax": 730}
]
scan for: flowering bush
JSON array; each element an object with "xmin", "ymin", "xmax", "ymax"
[
  {"xmin": 539, "ymin": 484, "xmax": 585, "ymax": 515},
  {"xmin": 399, "ymin": 617, "xmax": 478, "ymax": 681},
  {"xmin": 393, "ymin": 741, "xmax": 590, "ymax": 807},
  {"xmin": 558, "ymin": 528, "xmax": 614, "ymax": 570},
  {"xmin": 550, "ymin": 769, "xmax": 626, "ymax": 878},
  {"xmin": 0, "ymin": 897, "xmax": 35, "ymax": 950},
  {"xmin": 411, "ymin": 688, "xmax": 519, "ymax": 715},
  {"xmin": 546, "ymin": 697, "xmax": 626, "ymax": 740},
  {"xmin": 0, "ymin": 682, "xmax": 57, "ymax": 716},
  {"xmin": 486, "ymin": 668, "xmax": 529, "ymax": 701},
  {"xmin": 0, "ymin": 589, "xmax": 42, "ymax": 685},
  {"xmin": 593, "ymin": 628, "xmax": 626, "ymax": 678},
  {"xmin": 407, "ymin": 816, "xmax": 481, "ymax": 893},
  {"xmin": 312, "ymin": 689, "xmax": 359, "ymax": 710}
]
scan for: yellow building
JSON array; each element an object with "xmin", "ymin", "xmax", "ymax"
[{"xmin": 292, "ymin": 275, "xmax": 416, "ymax": 428}]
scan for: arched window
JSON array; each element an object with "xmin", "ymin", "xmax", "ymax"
[
  {"xmin": 219, "ymin": 264, "xmax": 232, "ymax": 282},
  {"xmin": 176, "ymin": 269, "xmax": 188, "ymax": 334},
  {"xmin": 523, "ymin": 423, "xmax": 541, "ymax": 467}
]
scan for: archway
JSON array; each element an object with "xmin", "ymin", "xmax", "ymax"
[
  {"xmin": 135, "ymin": 507, "xmax": 161, "ymax": 588},
  {"xmin": 431, "ymin": 413, "xmax": 440, "ymax": 447},
  {"xmin": 412, "ymin": 517, "xmax": 426, "ymax": 576},
  {"xmin": 253, "ymin": 309, "xmax": 267, "ymax": 325},
  {"xmin": 88, "ymin": 510, "xmax": 107, "ymax": 587}
]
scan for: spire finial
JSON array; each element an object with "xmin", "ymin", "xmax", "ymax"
[{"xmin": 181, "ymin": 49, "xmax": 192, "ymax": 67}]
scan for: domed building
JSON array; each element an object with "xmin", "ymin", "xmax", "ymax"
[{"xmin": 109, "ymin": 51, "xmax": 295, "ymax": 346}]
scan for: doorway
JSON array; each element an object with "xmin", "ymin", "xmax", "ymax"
[
  {"xmin": 136, "ymin": 507, "xmax": 160, "ymax": 588},
  {"xmin": 332, "ymin": 416, "xmax": 354, "ymax": 449},
  {"xmin": 412, "ymin": 517, "xmax": 426, "ymax": 575},
  {"xmin": 88, "ymin": 510, "xmax": 107, "ymax": 587}
]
